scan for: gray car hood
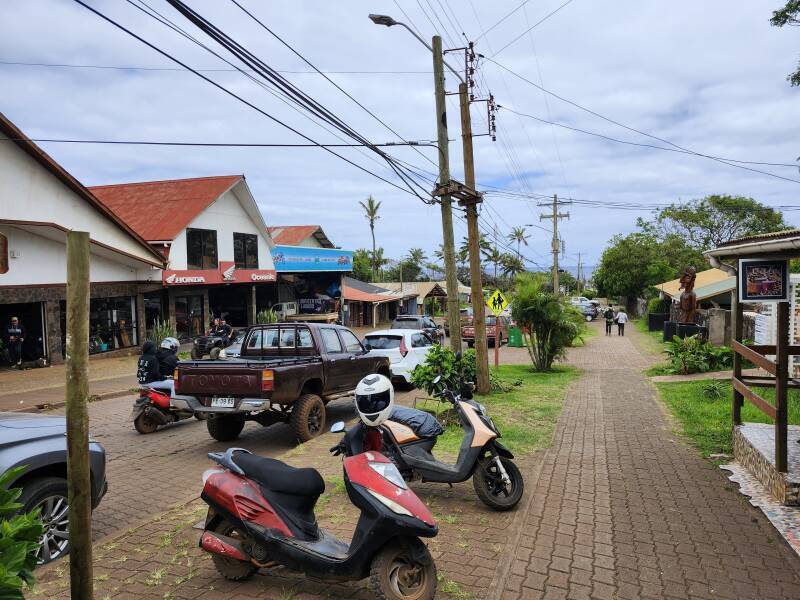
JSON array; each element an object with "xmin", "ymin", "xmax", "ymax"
[{"xmin": 0, "ymin": 413, "xmax": 66, "ymax": 447}]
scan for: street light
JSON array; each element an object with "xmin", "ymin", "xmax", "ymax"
[{"xmin": 368, "ymin": 14, "xmax": 464, "ymax": 82}]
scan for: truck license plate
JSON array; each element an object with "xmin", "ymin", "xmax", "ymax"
[{"xmin": 211, "ymin": 397, "xmax": 236, "ymax": 408}]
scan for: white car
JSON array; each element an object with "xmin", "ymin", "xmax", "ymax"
[{"xmin": 363, "ymin": 329, "xmax": 436, "ymax": 385}]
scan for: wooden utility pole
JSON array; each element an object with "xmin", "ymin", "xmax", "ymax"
[
  {"xmin": 458, "ymin": 81, "xmax": 490, "ymax": 394},
  {"xmin": 539, "ymin": 194, "xmax": 570, "ymax": 294},
  {"xmin": 65, "ymin": 231, "xmax": 93, "ymax": 600},
  {"xmin": 432, "ymin": 35, "xmax": 462, "ymax": 351},
  {"xmin": 576, "ymin": 252, "xmax": 582, "ymax": 296}
]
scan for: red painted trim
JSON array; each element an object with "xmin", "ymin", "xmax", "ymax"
[{"xmin": 163, "ymin": 261, "xmax": 276, "ymax": 286}]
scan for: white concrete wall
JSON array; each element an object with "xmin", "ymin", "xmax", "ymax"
[
  {"xmin": 167, "ymin": 185, "xmax": 275, "ymax": 271},
  {"xmin": 0, "ymin": 132, "xmax": 158, "ymax": 266},
  {"xmin": 298, "ymin": 237, "xmax": 323, "ymax": 248},
  {"xmin": 0, "ymin": 225, "xmax": 148, "ymax": 285}
]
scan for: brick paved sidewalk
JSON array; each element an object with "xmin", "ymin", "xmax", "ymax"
[{"xmin": 493, "ymin": 324, "xmax": 800, "ymax": 600}]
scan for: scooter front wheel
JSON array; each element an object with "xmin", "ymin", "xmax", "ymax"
[
  {"xmin": 369, "ymin": 541, "xmax": 437, "ymax": 600},
  {"xmin": 473, "ymin": 456, "xmax": 524, "ymax": 511}
]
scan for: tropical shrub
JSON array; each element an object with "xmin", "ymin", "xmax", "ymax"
[
  {"xmin": 410, "ymin": 345, "xmax": 469, "ymax": 395},
  {"xmin": 0, "ymin": 467, "xmax": 45, "ymax": 598},
  {"xmin": 511, "ymin": 273, "xmax": 585, "ymax": 371},
  {"xmin": 148, "ymin": 319, "xmax": 176, "ymax": 348},
  {"xmin": 647, "ymin": 296, "xmax": 671, "ymax": 314},
  {"xmin": 664, "ymin": 335, "xmax": 733, "ymax": 375},
  {"xmin": 256, "ymin": 308, "xmax": 278, "ymax": 324},
  {"xmin": 702, "ymin": 379, "xmax": 727, "ymax": 400}
]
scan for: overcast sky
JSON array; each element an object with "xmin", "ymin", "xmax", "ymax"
[{"xmin": 2, "ymin": 0, "xmax": 799, "ymax": 268}]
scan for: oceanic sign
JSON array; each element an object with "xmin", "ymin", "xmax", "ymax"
[{"xmin": 487, "ymin": 289, "xmax": 508, "ymax": 316}]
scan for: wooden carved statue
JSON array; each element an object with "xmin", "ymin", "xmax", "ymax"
[{"xmin": 678, "ymin": 266, "xmax": 698, "ymax": 324}]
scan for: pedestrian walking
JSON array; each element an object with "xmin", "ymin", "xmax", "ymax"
[
  {"xmin": 615, "ymin": 308, "xmax": 628, "ymax": 336},
  {"xmin": 603, "ymin": 307, "xmax": 615, "ymax": 336},
  {"xmin": 5, "ymin": 316, "xmax": 25, "ymax": 368}
]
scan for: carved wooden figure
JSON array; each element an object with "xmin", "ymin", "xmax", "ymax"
[{"xmin": 678, "ymin": 266, "xmax": 698, "ymax": 324}]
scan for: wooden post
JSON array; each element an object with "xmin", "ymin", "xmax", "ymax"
[
  {"xmin": 775, "ymin": 300, "xmax": 789, "ymax": 473},
  {"xmin": 732, "ymin": 290, "xmax": 743, "ymax": 426},
  {"xmin": 65, "ymin": 231, "xmax": 93, "ymax": 599}
]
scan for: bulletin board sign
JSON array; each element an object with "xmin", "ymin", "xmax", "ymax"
[{"xmin": 738, "ymin": 258, "xmax": 789, "ymax": 303}]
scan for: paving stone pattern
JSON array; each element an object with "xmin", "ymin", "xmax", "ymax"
[{"xmin": 497, "ymin": 326, "xmax": 800, "ymax": 600}]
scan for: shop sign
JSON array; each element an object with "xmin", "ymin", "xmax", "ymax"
[
  {"xmin": 163, "ymin": 261, "xmax": 277, "ymax": 285},
  {"xmin": 272, "ymin": 245, "xmax": 353, "ymax": 272}
]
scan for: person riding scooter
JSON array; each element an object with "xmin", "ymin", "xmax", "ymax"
[
  {"xmin": 155, "ymin": 337, "xmax": 179, "ymax": 380},
  {"xmin": 136, "ymin": 341, "xmax": 162, "ymax": 384}
]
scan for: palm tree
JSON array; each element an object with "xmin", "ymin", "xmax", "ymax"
[
  {"xmin": 406, "ymin": 248, "xmax": 427, "ymax": 269},
  {"xmin": 359, "ymin": 195, "xmax": 381, "ymax": 279},
  {"xmin": 507, "ymin": 226, "xmax": 529, "ymax": 259},
  {"xmin": 370, "ymin": 247, "xmax": 389, "ymax": 281},
  {"xmin": 501, "ymin": 253, "xmax": 525, "ymax": 278},
  {"xmin": 484, "ymin": 246, "xmax": 504, "ymax": 279}
]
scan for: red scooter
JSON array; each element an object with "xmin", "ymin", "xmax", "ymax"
[
  {"xmin": 198, "ymin": 441, "xmax": 439, "ymax": 599},
  {"xmin": 131, "ymin": 385, "xmax": 205, "ymax": 434}
]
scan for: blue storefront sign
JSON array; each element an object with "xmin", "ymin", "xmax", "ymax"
[{"xmin": 271, "ymin": 245, "xmax": 353, "ymax": 272}]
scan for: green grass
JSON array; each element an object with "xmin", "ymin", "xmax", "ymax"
[
  {"xmin": 430, "ymin": 364, "xmax": 579, "ymax": 459},
  {"xmin": 572, "ymin": 322, "xmax": 600, "ymax": 347},
  {"xmin": 633, "ymin": 318, "xmax": 668, "ymax": 357},
  {"xmin": 655, "ymin": 380, "xmax": 800, "ymax": 457}
]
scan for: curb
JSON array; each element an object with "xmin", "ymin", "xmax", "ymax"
[{"xmin": 10, "ymin": 387, "xmax": 134, "ymax": 413}]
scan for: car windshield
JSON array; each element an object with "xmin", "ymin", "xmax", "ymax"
[
  {"xmin": 392, "ymin": 318, "xmax": 422, "ymax": 330},
  {"xmin": 486, "ymin": 316, "xmax": 498, "ymax": 325},
  {"xmin": 366, "ymin": 335, "xmax": 402, "ymax": 350}
]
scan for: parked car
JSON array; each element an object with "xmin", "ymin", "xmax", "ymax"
[
  {"xmin": 363, "ymin": 329, "xmax": 436, "ymax": 385},
  {"xmin": 444, "ymin": 307, "xmax": 473, "ymax": 336},
  {"xmin": 222, "ymin": 328, "xmax": 247, "ymax": 358},
  {"xmin": 174, "ymin": 323, "xmax": 390, "ymax": 443},
  {"xmin": 390, "ymin": 315, "xmax": 444, "ymax": 344},
  {"xmin": 462, "ymin": 315, "xmax": 510, "ymax": 347},
  {"xmin": 579, "ymin": 303, "xmax": 598, "ymax": 321},
  {"xmin": 569, "ymin": 296, "xmax": 590, "ymax": 306},
  {"xmin": 191, "ymin": 328, "xmax": 243, "ymax": 360},
  {"xmin": 0, "ymin": 413, "xmax": 107, "ymax": 564}
]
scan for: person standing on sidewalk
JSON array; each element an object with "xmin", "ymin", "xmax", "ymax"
[
  {"xmin": 615, "ymin": 308, "xmax": 628, "ymax": 336},
  {"xmin": 5, "ymin": 316, "xmax": 25, "ymax": 368},
  {"xmin": 603, "ymin": 307, "xmax": 615, "ymax": 336}
]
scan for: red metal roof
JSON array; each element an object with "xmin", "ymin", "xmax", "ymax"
[
  {"xmin": 90, "ymin": 175, "xmax": 242, "ymax": 242},
  {"xmin": 343, "ymin": 284, "xmax": 396, "ymax": 303},
  {"xmin": 268, "ymin": 225, "xmax": 334, "ymax": 248}
]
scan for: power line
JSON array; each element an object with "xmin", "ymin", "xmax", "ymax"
[
  {"xmin": 4, "ymin": 138, "xmax": 436, "ymax": 148},
  {"xmin": 70, "ymin": 0, "xmax": 430, "ymax": 200},
  {"xmin": 0, "ymin": 59, "xmax": 430, "ymax": 74},
  {"xmin": 474, "ymin": 0, "xmax": 533, "ymax": 42},
  {"xmin": 501, "ymin": 106, "xmax": 800, "ymax": 168},
  {"xmin": 488, "ymin": 57, "xmax": 800, "ymax": 185},
  {"xmin": 492, "ymin": 0, "xmax": 577, "ymax": 58}
]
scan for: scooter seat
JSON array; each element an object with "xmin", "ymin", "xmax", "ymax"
[{"xmin": 232, "ymin": 452, "xmax": 324, "ymax": 497}]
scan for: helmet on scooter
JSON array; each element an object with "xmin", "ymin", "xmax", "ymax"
[
  {"xmin": 354, "ymin": 374, "xmax": 394, "ymax": 427},
  {"xmin": 160, "ymin": 337, "xmax": 179, "ymax": 353}
]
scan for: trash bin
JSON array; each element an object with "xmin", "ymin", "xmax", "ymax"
[{"xmin": 508, "ymin": 326, "xmax": 523, "ymax": 347}]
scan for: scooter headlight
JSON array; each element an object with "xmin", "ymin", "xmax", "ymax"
[
  {"xmin": 368, "ymin": 461, "xmax": 408, "ymax": 489},
  {"xmin": 366, "ymin": 489, "xmax": 413, "ymax": 517},
  {"xmin": 477, "ymin": 403, "xmax": 487, "ymax": 414}
]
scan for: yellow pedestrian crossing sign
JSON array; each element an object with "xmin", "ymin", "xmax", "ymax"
[{"xmin": 487, "ymin": 289, "xmax": 508, "ymax": 316}]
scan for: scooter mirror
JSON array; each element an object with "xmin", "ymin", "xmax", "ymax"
[
  {"xmin": 432, "ymin": 375, "xmax": 442, "ymax": 385},
  {"xmin": 330, "ymin": 421, "xmax": 345, "ymax": 433}
]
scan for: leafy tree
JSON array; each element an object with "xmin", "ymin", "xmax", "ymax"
[
  {"xmin": 425, "ymin": 261, "xmax": 444, "ymax": 279},
  {"xmin": 501, "ymin": 253, "xmax": 525, "ymax": 278},
  {"xmin": 483, "ymin": 246, "xmax": 504, "ymax": 279},
  {"xmin": 511, "ymin": 273, "xmax": 585, "ymax": 371},
  {"xmin": 593, "ymin": 233, "xmax": 675, "ymax": 311},
  {"xmin": 359, "ymin": 195, "xmax": 381, "ymax": 279},
  {"xmin": 507, "ymin": 226, "xmax": 530, "ymax": 258},
  {"xmin": 0, "ymin": 466, "xmax": 45, "ymax": 598},
  {"xmin": 406, "ymin": 248, "xmax": 427, "ymax": 269},
  {"xmin": 638, "ymin": 195, "xmax": 788, "ymax": 251},
  {"xmin": 383, "ymin": 259, "xmax": 422, "ymax": 283},
  {"xmin": 370, "ymin": 247, "xmax": 389, "ymax": 281},
  {"xmin": 352, "ymin": 248, "xmax": 373, "ymax": 282},
  {"xmin": 771, "ymin": 1, "xmax": 800, "ymax": 85}
]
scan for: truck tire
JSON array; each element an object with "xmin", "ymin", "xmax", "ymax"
[
  {"xmin": 291, "ymin": 393, "xmax": 326, "ymax": 442},
  {"xmin": 207, "ymin": 414, "xmax": 245, "ymax": 442}
]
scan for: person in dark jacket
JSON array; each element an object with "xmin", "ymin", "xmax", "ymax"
[
  {"xmin": 603, "ymin": 307, "xmax": 615, "ymax": 336},
  {"xmin": 155, "ymin": 338, "xmax": 179, "ymax": 380},
  {"xmin": 5, "ymin": 316, "xmax": 25, "ymax": 367},
  {"xmin": 137, "ymin": 341, "xmax": 162, "ymax": 384}
]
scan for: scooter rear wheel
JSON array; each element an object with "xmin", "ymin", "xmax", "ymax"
[
  {"xmin": 473, "ymin": 455, "xmax": 524, "ymax": 511},
  {"xmin": 209, "ymin": 518, "xmax": 257, "ymax": 581},
  {"xmin": 133, "ymin": 413, "xmax": 158, "ymax": 434},
  {"xmin": 369, "ymin": 541, "xmax": 437, "ymax": 600}
]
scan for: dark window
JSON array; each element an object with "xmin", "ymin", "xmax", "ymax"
[
  {"xmin": 365, "ymin": 335, "xmax": 402, "ymax": 350},
  {"xmin": 411, "ymin": 333, "xmax": 425, "ymax": 348},
  {"xmin": 186, "ymin": 228, "xmax": 218, "ymax": 270},
  {"xmin": 339, "ymin": 330, "xmax": 363, "ymax": 354},
  {"xmin": 321, "ymin": 329, "xmax": 343, "ymax": 353},
  {"xmin": 233, "ymin": 232, "xmax": 258, "ymax": 269}
]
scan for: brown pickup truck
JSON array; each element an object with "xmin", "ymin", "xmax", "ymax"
[{"xmin": 173, "ymin": 323, "xmax": 390, "ymax": 443}]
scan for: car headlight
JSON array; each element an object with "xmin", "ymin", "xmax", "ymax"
[{"xmin": 368, "ymin": 461, "xmax": 407, "ymax": 489}]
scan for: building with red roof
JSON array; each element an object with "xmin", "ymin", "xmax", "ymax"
[{"xmin": 267, "ymin": 225, "xmax": 336, "ymax": 248}]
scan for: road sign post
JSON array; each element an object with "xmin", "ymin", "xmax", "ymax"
[{"xmin": 487, "ymin": 289, "xmax": 508, "ymax": 368}]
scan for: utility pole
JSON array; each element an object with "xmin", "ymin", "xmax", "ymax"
[
  {"xmin": 458, "ymin": 80, "xmax": 489, "ymax": 394},
  {"xmin": 65, "ymin": 231, "xmax": 93, "ymax": 600},
  {"xmin": 432, "ymin": 35, "xmax": 461, "ymax": 350},
  {"xmin": 539, "ymin": 194, "xmax": 570, "ymax": 294},
  {"xmin": 576, "ymin": 252, "xmax": 582, "ymax": 296}
]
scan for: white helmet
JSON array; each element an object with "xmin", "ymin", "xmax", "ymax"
[
  {"xmin": 354, "ymin": 374, "xmax": 394, "ymax": 427},
  {"xmin": 160, "ymin": 337, "xmax": 179, "ymax": 353}
]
